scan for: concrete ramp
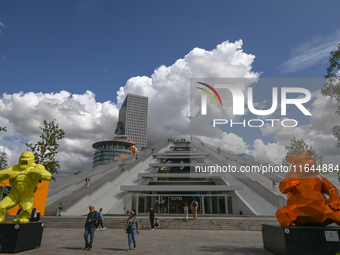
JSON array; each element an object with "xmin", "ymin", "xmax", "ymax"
[{"xmin": 45, "ymin": 141, "xmax": 170, "ymax": 215}]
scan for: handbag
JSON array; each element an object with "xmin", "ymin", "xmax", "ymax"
[
  {"xmin": 125, "ymin": 223, "xmax": 132, "ymax": 233},
  {"xmin": 125, "ymin": 218, "xmax": 134, "ymax": 233}
]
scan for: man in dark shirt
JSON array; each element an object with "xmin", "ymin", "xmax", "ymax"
[
  {"xmin": 148, "ymin": 206, "xmax": 156, "ymax": 230},
  {"xmin": 159, "ymin": 202, "xmax": 163, "ymax": 215},
  {"xmin": 84, "ymin": 205, "xmax": 98, "ymax": 251}
]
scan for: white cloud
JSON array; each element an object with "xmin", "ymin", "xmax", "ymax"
[
  {"xmin": 118, "ymin": 40, "xmax": 259, "ymax": 144},
  {"xmin": 279, "ymin": 30, "xmax": 340, "ymax": 73},
  {"xmin": 310, "ymin": 90, "xmax": 339, "ymax": 134},
  {"xmin": 0, "ymin": 90, "xmax": 119, "ymax": 173},
  {"xmin": 247, "ymin": 139, "xmax": 286, "ymax": 164},
  {"xmin": 0, "ymin": 40, "xmax": 259, "ymax": 174},
  {"xmin": 200, "ymin": 132, "xmax": 249, "ymax": 154},
  {"xmin": 1, "ymin": 39, "xmax": 339, "ymax": 176},
  {"xmin": 259, "ymin": 90, "xmax": 339, "ymax": 163}
]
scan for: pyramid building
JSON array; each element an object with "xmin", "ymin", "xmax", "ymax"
[{"xmin": 45, "ymin": 136, "xmax": 337, "ymax": 216}]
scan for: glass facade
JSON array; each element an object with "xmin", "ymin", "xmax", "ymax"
[
  {"xmin": 116, "ymin": 94, "xmax": 148, "ymax": 150},
  {"xmin": 92, "ymin": 141, "xmax": 133, "ymax": 167},
  {"xmin": 133, "ymin": 194, "xmax": 232, "ymax": 215}
]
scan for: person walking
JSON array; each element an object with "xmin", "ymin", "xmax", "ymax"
[
  {"xmin": 57, "ymin": 202, "xmax": 63, "ymax": 216},
  {"xmin": 148, "ymin": 206, "xmax": 156, "ymax": 230},
  {"xmin": 159, "ymin": 201, "xmax": 163, "ymax": 215},
  {"xmin": 272, "ymin": 181, "xmax": 277, "ymax": 191},
  {"xmin": 126, "ymin": 209, "xmax": 139, "ymax": 251},
  {"xmin": 29, "ymin": 208, "xmax": 40, "ymax": 222},
  {"xmin": 183, "ymin": 202, "xmax": 189, "ymax": 222},
  {"xmin": 83, "ymin": 205, "xmax": 99, "ymax": 251},
  {"xmin": 97, "ymin": 208, "xmax": 106, "ymax": 230},
  {"xmin": 155, "ymin": 199, "xmax": 159, "ymax": 213},
  {"xmin": 191, "ymin": 198, "xmax": 199, "ymax": 220}
]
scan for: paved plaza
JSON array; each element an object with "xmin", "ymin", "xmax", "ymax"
[{"xmin": 19, "ymin": 228, "xmax": 272, "ymax": 255}]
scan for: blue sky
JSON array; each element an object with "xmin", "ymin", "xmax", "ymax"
[
  {"xmin": 0, "ymin": 0, "xmax": 340, "ymax": 174},
  {"xmin": 1, "ymin": 1, "xmax": 340, "ymax": 102}
]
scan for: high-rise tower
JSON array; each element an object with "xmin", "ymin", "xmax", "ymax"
[{"xmin": 115, "ymin": 93, "xmax": 148, "ymax": 150}]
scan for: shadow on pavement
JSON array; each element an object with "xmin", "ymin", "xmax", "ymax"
[
  {"xmin": 197, "ymin": 245, "xmax": 270, "ymax": 255},
  {"xmin": 102, "ymin": 248, "xmax": 127, "ymax": 251},
  {"xmin": 60, "ymin": 247, "xmax": 84, "ymax": 250}
]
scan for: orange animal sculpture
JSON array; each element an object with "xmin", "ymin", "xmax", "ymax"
[{"xmin": 276, "ymin": 150, "xmax": 340, "ymax": 227}]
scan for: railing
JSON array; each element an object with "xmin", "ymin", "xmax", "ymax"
[
  {"xmin": 58, "ymin": 140, "xmax": 170, "ymax": 211},
  {"xmin": 191, "ymin": 136, "xmax": 246, "ymax": 165}
]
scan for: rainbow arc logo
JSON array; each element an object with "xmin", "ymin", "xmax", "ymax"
[
  {"xmin": 196, "ymin": 82, "xmax": 222, "ymax": 115},
  {"xmin": 196, "ymin": 82, "xmax": 222, "ymax": 106}
]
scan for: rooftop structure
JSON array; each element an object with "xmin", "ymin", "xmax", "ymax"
[{"xmin": 92, "ymin": 135, "xmax": 136, "ymax": 167}]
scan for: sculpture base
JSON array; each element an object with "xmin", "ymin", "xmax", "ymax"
[
  {"xmin": 262, "ymin": 224, "xmax": 340, "ymax": 255},
  {"xmin": 0, "ymin": 222, "xmax": 44, "ymax": 253}
]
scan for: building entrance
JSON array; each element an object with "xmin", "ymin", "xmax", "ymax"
[{"xmin": 134, "ymin": 194, "xmax": 232, "ymax": 215}]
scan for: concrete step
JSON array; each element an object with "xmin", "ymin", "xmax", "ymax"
[{"xmin": 14, "ymin": 216, "xmax": 278, "ymax": 231}]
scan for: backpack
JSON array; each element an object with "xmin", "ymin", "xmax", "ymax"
[
  {"xmin": 94, "ymin": 211, "xmax": 100, "ymax": 228},
  {"xmin": 192, "ymin": 201, "xmax": 197, "ymax": 208}
]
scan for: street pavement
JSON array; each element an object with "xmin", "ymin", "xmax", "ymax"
[{"xmin": 17, "ymin": 228, "xmax": 273, "ymax": 255}]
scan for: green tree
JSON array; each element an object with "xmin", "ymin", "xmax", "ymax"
[
  {"xmin": 25, "ymin": 120, "xmax": 65, "ymax": 181},
  {"xmin": 282, "ymin": 137, "xmax": 323, "ymax": 167},
  {"xmin": 322, "ymin": 43, "xmax": 340, "ymax": 148}
]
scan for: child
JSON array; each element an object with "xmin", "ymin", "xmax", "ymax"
[{"xmin": 155, "ymin": 218, "xmax": 160, "ymax": 228}]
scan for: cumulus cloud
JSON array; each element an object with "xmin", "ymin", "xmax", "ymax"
[
  {"xmin": 199, "ymin": 132, "xmax": 249, "ymax": 154},
  {"xmin": 247, "ymin": 139, "xmax": 286, "ymax": 164},
  {"xmin": 279, "ymin": 29, "xmax": 340, "ymax": 73},
  {"xmin": 0, "ymin": 90, "xmax": 119, "ymax": 173},
  {"xmin": 118, "ymin": 40, "xmax": 259, "ymax": 144},
  {"xmin": 0, "ymin": 40, "xmax": 259, "ymax": 174},
  {"xmin": 259, "ymin": 89, "xmax": 339, "ymax": 164},
  {"xmin": 1, "ymin": 39, "xmax": 339, "ymax": 175}
]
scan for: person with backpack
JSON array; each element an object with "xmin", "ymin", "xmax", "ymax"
[
  {"xmin": 83, "ymin": 205, "xmax": 99, "ymax": 251},
  {"xmin": 97, "ymin": 208, "xmax": 106, "ymax": 230},
  {"xmin": 183, "ymin": 202, "xmax": 189, "ymax": 222},
  {"xmin": 126, "ymin": 209, "xmax": 139, "ymax": 251},
  {"xmin": 191, "ymin": 198, "xmax": 199, "ymax": 220}
]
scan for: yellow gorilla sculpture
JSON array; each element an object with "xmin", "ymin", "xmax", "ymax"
[{"xmin": 0, "ymin": 151, "xmax": 51, "ymax": 223}]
